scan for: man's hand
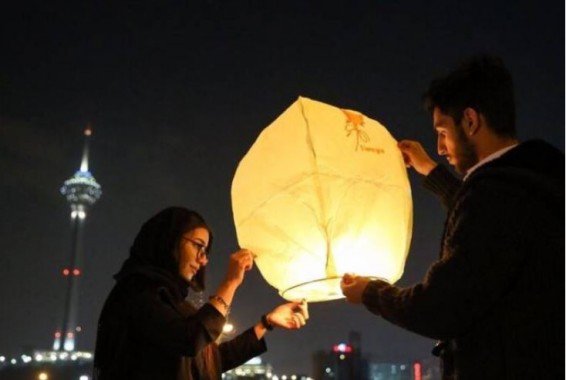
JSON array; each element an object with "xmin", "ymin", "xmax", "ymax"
[
  {"xmin": 398, "ymin": 140, "xmax": 438, "ymax": 176},
  {"xmin": 341, "ymin": 273, "xmax": 371, "ymax": 304}
]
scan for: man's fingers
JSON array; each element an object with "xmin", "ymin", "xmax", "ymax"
[{"xmin": 342, "ymin": 273, "xmax": 356, "ymax": 285}]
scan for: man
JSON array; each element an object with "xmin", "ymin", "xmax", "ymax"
[{"xmin": 341, "ymin": 55, "xmax": 564, "ymax": 379}]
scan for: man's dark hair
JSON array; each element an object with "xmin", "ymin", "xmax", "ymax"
[{"xmin": 423, "ymin": 54, "xmax": 516, "ymax": 137}]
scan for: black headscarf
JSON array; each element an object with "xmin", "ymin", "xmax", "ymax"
[{"xmin": 114, "ymin": 207, "xmax": 213, "ymax": 293}]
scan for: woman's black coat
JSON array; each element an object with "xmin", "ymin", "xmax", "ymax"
[{"xmin": 94, "ymin": 267, "xmax": 266, "ymax": 380}]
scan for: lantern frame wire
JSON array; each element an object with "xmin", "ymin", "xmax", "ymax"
[{"xmin": 280, "ymin": 275, "xmax": 387, "ymax": 302}]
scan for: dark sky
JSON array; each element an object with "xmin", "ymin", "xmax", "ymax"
[{"xmin": 0, "ymin": 0, "xmax": 563, "ymax": 376}]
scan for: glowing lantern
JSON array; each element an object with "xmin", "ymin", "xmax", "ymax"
[{"xmin": 231, "ymin": 96, "xmax": 412, "ymax": 302}]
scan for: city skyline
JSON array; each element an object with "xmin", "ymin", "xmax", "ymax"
[{"xmin": 0, "ymin": 0, "xmax": 563, "ymax": 376}]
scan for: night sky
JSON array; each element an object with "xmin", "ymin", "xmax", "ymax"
[{"xmin": 0, "ymin": 0, "xmax": 563, "ymax": 376}]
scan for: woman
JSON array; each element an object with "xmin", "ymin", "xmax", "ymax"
[{"xmin": 94, "ymin": 206, "xmax": 308, "ymax": 379}]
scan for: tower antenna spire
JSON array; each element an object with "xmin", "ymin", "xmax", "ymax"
[{"xmin": 79, "ymin": 124, "xmax": 92, "ymax": 172}]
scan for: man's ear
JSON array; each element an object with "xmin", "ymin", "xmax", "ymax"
[{"xmin": 463, "ymin": 107, "xmax": 480, "ymax": 136}]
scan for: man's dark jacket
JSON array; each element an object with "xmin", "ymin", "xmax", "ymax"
[{"xmin": 362, "ymin": 140, "xmax": 565, "ymax": 379}]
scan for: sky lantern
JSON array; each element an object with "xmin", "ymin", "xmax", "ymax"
[{"xmin": 231, "ymin": 96, "xmax": 412, "ymax": 302}]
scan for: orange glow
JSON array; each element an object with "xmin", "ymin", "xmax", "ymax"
[
  {"xmin": 73, "ymin": 268, "xmax": 81, "ymax": 276},
  {"xmin": 342, "ymin": 109, "xmax": 364, "ymax": 126},
  {"xmin": 62, "ymin": 269, "xmax": 70, "ymax": 276}
]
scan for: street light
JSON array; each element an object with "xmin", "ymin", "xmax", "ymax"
[{"xmin": 223, "ymin": 322, "xmax": 234, "ymax": 334}]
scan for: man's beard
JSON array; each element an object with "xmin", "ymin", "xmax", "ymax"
[{"xmin": 453, "ymin": 125, "xmax": 478, "ymax": 174}]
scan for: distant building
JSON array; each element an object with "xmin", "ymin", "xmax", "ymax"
[
  {"xmin": 0, "ymin": 352, "xmax": 93, "ymax": 380},
  {"xmin": 222, "ymin": 356, "xmax": 314, "ymax": 380},
  {"xmin": 314, "ymin": 342, "xmax": 369, "ymax": 380},
  {"xmin": 223, "ymin": 356, "xmax": 273, "ymax": 379},
  {"xmin": 367, "ymin": 359, "xmax": 441, "ymax": 380},
  {"xmin": 367, "ymin": 362, "xmax": 413, "ymax": 380},
  {"xmin": 312, "ymin": 331, "xmax": 440, "ymax": 380}
]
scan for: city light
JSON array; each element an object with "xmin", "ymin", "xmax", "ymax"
[
  {"xmin": 332, "ymin": 343, "xmax": 353, "ymax": 353},
  {"xmin": 413, "ymin": 361, "xmax": 422, "ymax": 380},
  {"xmin": 21, "ymin": 355, "xmax": 32, "ymax": 363},
  {"xmin": 222, "ymin": 322, "xmax": 234, "ymax": 334}
]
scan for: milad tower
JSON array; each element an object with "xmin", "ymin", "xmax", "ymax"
[{"xmin": 54, "ymin": 126, "xmax": 102, "ymax": 352}]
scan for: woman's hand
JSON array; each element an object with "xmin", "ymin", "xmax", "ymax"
[
  {"xmin": 210, "ymin": 248, "xmax": 255, "ymax": 316},
  {"xmin": 266, "ymin": 299, "xmax": 309, "ymax": 330},
  {"xmin": 223, "ymin": 249, "xmax": 255, "ymax": 288}
]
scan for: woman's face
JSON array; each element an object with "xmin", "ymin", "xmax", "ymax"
[{"xmin": 178, "ymin": 227, "xmax": 210, "ymax": 281}]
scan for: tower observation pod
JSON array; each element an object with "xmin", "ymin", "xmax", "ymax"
[{"xmin": 55, "ymin": 126, "xmax": 102, "ymax": 352}]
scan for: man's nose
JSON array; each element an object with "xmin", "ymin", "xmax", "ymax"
[{"xmin": 437, "ymin": 138, "xmax": 446, "ymax": 155}]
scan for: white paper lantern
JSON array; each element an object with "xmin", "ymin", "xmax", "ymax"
[{"xmin": 231, "ymin": 96, "xmax": 412, "ymax": 302}]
